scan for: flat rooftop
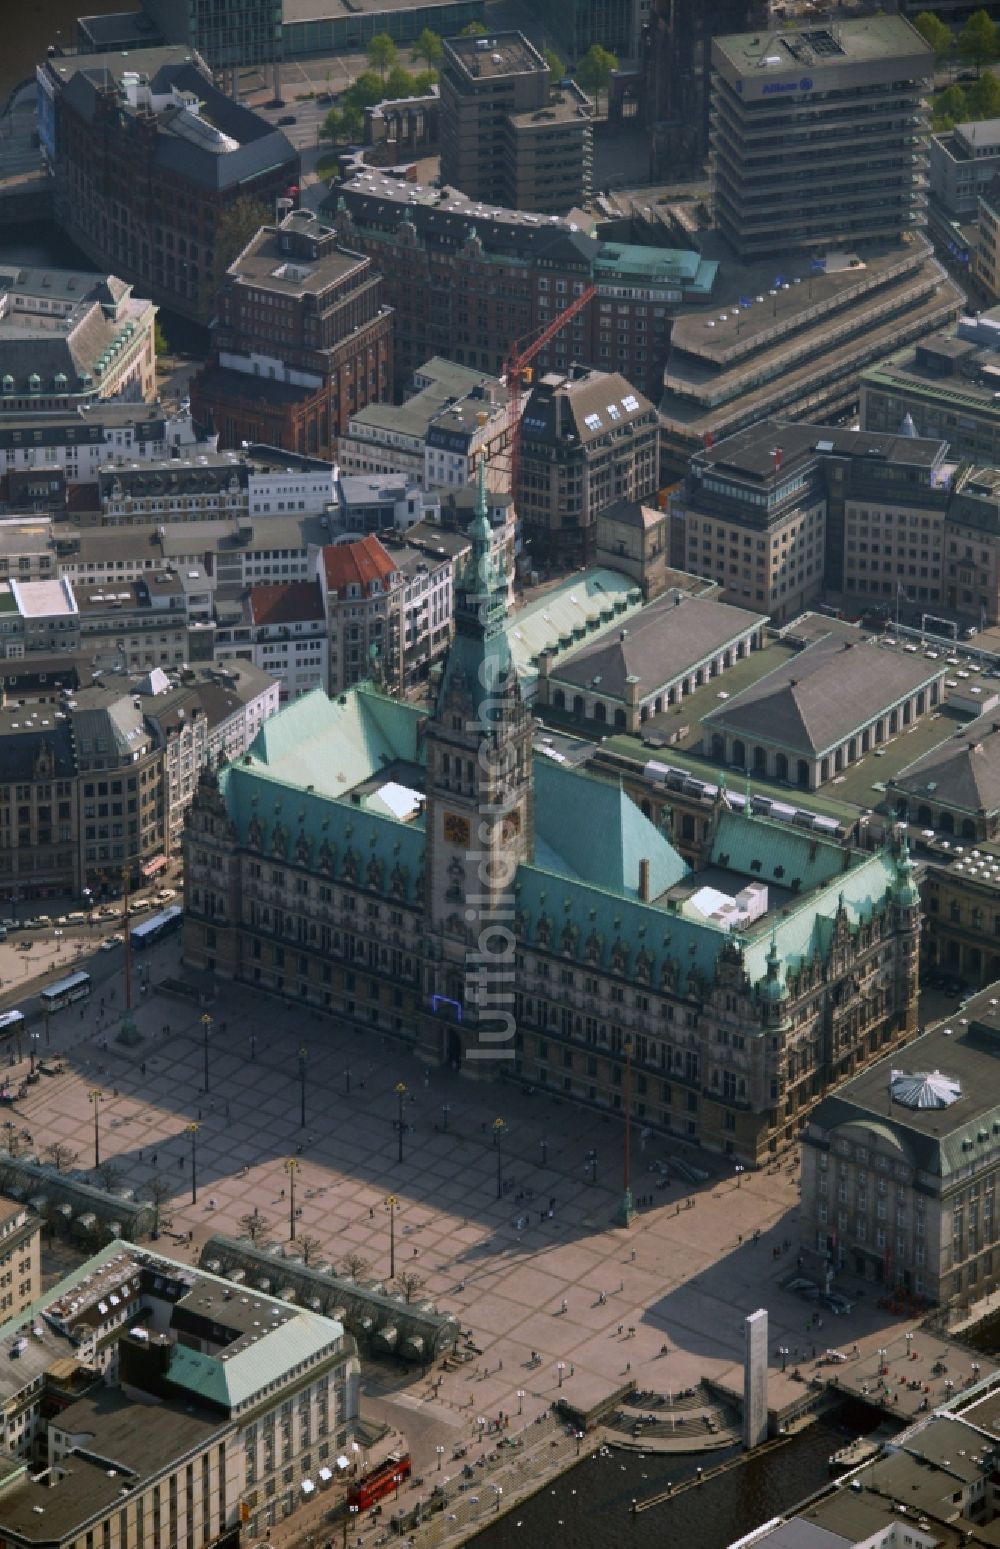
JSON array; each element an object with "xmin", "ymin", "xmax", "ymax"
[
  {"xmin": 231, "ymin": 225, "xmax": 363, "ymax": 295},
  {"xmin": 713, "ymin": 14, "xmax": 929, "ymax": 78},
  {"xmin": 445, "ymin": 31, "xmax": 545, "ymax": 81}
]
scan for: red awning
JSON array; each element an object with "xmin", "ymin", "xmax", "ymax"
[{"xmin": 141, "ymin": 855, "xmax": 168, "ymax": 878}]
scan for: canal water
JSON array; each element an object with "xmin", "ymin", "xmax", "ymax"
[
  {"xmin": 0, "ymin": 1, "xmax": 137, "ymax": 101},
  {"xmin": 471, "ymin": 1403, "xmax": 891, "ymax": 1549}
]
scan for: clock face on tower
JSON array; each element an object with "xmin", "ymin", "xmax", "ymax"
[{"xmin": 443, "ymin": 812, "xmax": 471, "ymax": 847}]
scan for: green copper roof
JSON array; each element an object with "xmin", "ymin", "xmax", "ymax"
[
  {"xmin": 167, "ymin": 1307, "xmax": 343, "ymax": 1412},
  {"xmin": 533, "ymin": 758, "xmax": 688, "ymax": 898},
  {"xmin": 239, "ymin": 684, "xmax": 424, "ymax": 794},
  {"xmin": 505, "ymin": 567, "xmax": 642, "ymax": 696}
]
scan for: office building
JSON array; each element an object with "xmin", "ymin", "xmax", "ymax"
[
  {"xmin": 659, "ymin": 236, "xmax": 963, "ymax": 474},
  {"xmin": 216, "ymin": 580, "xmax": 328, "ymax": 703},
  {"xmin": 440, "ymin": 32, "xmax": 592, "ymax": 216},
  {"xmin": 182, "ymin": 482, "xmax": 921, "ymax": 1165},
  {"xmin": 930, "ymin": 118, "xmax": 1000, "ymax": 225},
  {"xmin": 801, "ymin": 984, "xmax": 1000, "ymax": 1304},
  {"xmin": 338, "ymin": 357, "xmax": 510, "ymax": 491},
  {"xmin": 594, "ymin": 500, "xmax": 670, "ymax": 599},
  {"xmin": 710, "ymin": 16, "xmax": 931, "ymax": 265},
  {"xmin": 38, "ymin": 47, "xmax": 298, "ymax": 324},
  {"xmin": 643, "ymin": 0, "xmax": 766, "ymax": 175},
  {"xmin": 0, "ymin": 1241, "xmax": 358, "ymax": 1546},
  {"xmin": 0, "ymin": 661, "xmax": 277, "ymax": 900},
  {"xmin": 675, "ymin": 420, "xmax": 957, "ymax": 623},
  {"xmin": 0, "ymin": 1201, "xmax": 41, "ymax": 1323},
  {"xmin": 0, "ymin": 403, "xmax": 215, "ymax": 499},
  {"xmin": 139, "ymin": 0, "xmax": 282, "ymax": 85},
  {"xmin": 0, "ymin": 268, "xmax": 156, "ymax": 412},
  {"xmin": 329, "ymin": 170, "xmax": 717, "ymax": 400},
  {"xmin": 191, "ymin": 210, "xmax": 392, "ymax": 460},
  {"xmin": 863, "ymin": 309, "xmax": 1000, "ymax": 470},
  {"xmin": 518, "ymin": 367, "xmax": 659, "ymax": 565}
]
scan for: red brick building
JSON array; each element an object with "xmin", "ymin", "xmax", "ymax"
[
  {"xmin": 191, "ymin": 209, "xmax": 393, "ymax": 460},
  {"xmin": 41, "ymin": 47, "xmax": 299, "ymax": 325}
]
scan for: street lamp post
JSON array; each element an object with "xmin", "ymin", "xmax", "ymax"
[
  {"xmin": 778, "ymin": 1345, "xmax": 789, "ymax": 1373},
  {"xmin": 200, "ymin": 1013, "xmax": 212, "ymax": 1093},
  {"xmin": 286, "ymin": 1157, "xmax": 299, "ymax": 1241},
  {"xmin": 586, "ymin": 1148, "xmax": 598, "ymax": 1185},
  {"xmin": 557, "ymin": 1361, "xmax": 566, "ymax": 1388},
  {"xmin": 435, "ymin": 1446, "xmax": 445, "ymax": 1471},
  {"xmin": 517, "ymin": 1389, "xmax": 525, "ymax": 1416},
  {"xmin": 187, "ymin": 1121, "xmax": 199, "ymax": 1205},
  {"xmin": 441, "ymin": 1103, "xmax": 450, "ymax": 1132},
  {"xmin": 493, "ymin": 1118, "xmax": 507, "ymax": 1200},
  {"xmin": 394, "ymin": 1082, "xmax": 407, "ymax": 1164},
  {"xmin": 384, "ymin": 1193, "xmax": 398, "ymax": 1280},
  {"xmin": 540, "ymin": 1136, "xmax": 548, "ymax": 1167},
  {"xmin": 298, "ymin": 1046, "xmax": 307, "ymax": 1129},
  {"xmin": 735, "ymin": 1164, "xmax": 746, "ymax": 1188},
  {"xmin": 90, "ymin": 1088, "xmax": 102, "ymax": 1168},
  {"xmin": 29, "ymin": 1031, "xmax": 39, "ymax": 1077}
]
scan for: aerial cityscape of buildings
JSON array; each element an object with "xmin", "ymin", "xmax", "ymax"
[{"xmin": 9, "ymin": 1, "xmax": 1000, "ymax": 1546}]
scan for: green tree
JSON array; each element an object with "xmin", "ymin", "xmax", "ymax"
[
  {"xmin": 543, "ymin": 46, "xmax": 566, "ymax": 80},
  {"xmin": 345, "ymin": 70, "xmax": 387, "ymax": 112},
  {"xmin": 153, "ymin": 319, "xmax": 169, "ymax": 357},
  {"xmin": 412, "ymin": 27, "xmax": 443, "ymax": 69},
  {"xmin": 460, "ymin": 21, "xmax": 487, "ymax": 36},
  {"xmin": 968, "ymin": 68, "xmax": 1000, "ymax": 117},
  {"xmin": 576, "ymin": 43, "xmax": 619, "ymax": 112},
  {"xmin": 210, "ymin": 197, "xmax": 269, "ymax": 308},
  {"xmin": 412, "ymin": 69, "xmax": 439, "ymax": 95},
  {"xmin": 913, "ymin": 11, "xmax": 953, "ymax": 63},
  {"xmin": 385, "ymin": 64, "xmax": 417, "ymax": 99},
  {"xmin": 957, "ymin": 9, "xmax": 998, "ymax": 74},
  {"xmin": 933, "ymin": 81, "xmax": 968, "ymax": 128},
  {"xmin": 368, "ymin": 31, "xmax": 399, "ymax": 82}
]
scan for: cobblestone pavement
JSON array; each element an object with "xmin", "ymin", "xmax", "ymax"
[{"xmin": 9, "ymin": 948, "xmax": 991, "ymax": 1538}]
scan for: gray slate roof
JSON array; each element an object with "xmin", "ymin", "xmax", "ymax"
[
  {"xmin": 704, "ymin": 635, "xmax": 945, "ymax": 758},
  {"xmin": 894, "ymin": 711, "xmax": 1000, "ymax": 817},
  {"xmin": 550, "ymin": 590, "xmax": 764, "ymax": 701}
]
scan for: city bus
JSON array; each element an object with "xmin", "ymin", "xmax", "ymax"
[
  {"xmin": 39, "ymin": 972, "xmax": 92, "ymax": 1013},
  {"xmin": 130, "ymin": 905, "xmax": 182, "ymax": 952},
  {"xmin": 0, "ymin": 1011, "xmax": 25, "ymax": 1044}
]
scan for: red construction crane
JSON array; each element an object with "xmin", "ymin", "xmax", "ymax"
[{"xmin": 502, "ymin": 283, "xmax": 597, "ymax": 499}]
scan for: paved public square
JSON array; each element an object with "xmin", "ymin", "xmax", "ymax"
[{"xmin": 3, "ymin": 935, "xmax": 993, "ymax": 1503}]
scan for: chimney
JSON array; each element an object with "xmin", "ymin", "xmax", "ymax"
[
  {"xmin": 773, "ymin": 445, "xmax": 783, "ymax": 473},
  {"xmin": 639, "ymin": 858, "xmax": 650, "ymax": 902},
  {"xmin": 703, "ymin": 429, "xmax": 713, "ymax": 451}
]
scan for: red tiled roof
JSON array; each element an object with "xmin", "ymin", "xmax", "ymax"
[
  {"xmin": 246, "ymin": 580, "xmax": 325, "ymax": 627},
  {"xmin": 321, "ymin": 535, "xmax": 399, "ymax": 597}
]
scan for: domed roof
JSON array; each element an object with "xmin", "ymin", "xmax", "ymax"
[{"xmin": 890, "ymin": 1069, "xmax": 961, "ymax": 1110}]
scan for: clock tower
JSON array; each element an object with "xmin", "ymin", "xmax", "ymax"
[{"xmin": 423, "ymin": 462, "xmax": 533, "ymax": 1068}]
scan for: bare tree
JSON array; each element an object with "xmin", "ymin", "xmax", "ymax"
[
  {"xmin": 144, "ymin": 1174, "xmax": 172, "ymax": 1239},
  {"xmin": 43, "ymin": 1142, "xmax": 78, "ymax": 1173},
  {"xmin": 94, "ymin": 1160, "xmax": 123, "ymax": 1192},
  {"xmin": 296, "ymin": 1233, "xmax": 323, "ymax": 1266},
  {"xmin": 343, "ymin": 1251, "xmax": 370, "ymax": 1283},
  {"xmin": 394, "ymin": 1270, "xmax": 425, "ymax": 1304},
  {"xmin": 238, "ymin": 1209, "xmax": 271, "ymax": 1245}
]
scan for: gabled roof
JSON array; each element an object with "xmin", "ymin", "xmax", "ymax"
[{"xmin": 321, "ymin": 536, "xmax": 399, "ymax": 597}]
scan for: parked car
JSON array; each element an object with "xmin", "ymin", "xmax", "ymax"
[
  {"xmin": 100, "ymin": 934, "xmax": 124, "ymax": 952},
  {"xmin": 277, "ymin": 114, "xmax": 297, "ymax": 125}
]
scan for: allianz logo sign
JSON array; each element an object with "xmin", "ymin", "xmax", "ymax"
[{"xmin": 762, "ymin": 76, "xmax": 813, "ymax": 94}]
